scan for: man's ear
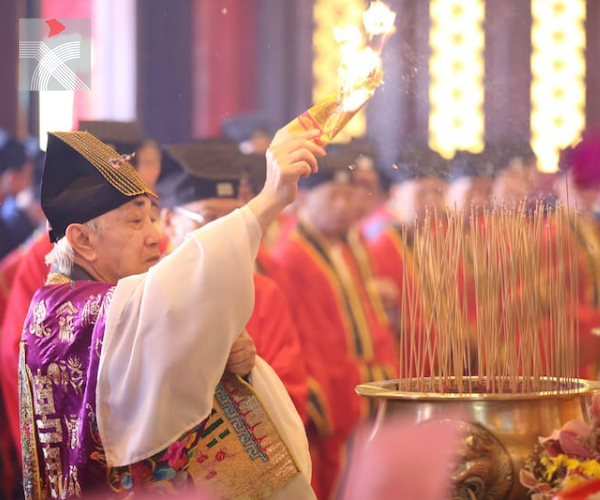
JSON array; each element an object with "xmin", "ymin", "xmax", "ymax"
[{"xmin": 65, "ymin": 224, "xmax": 97, "ymax": 262}]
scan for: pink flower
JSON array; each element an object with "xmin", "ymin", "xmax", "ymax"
[
  {"xmin": 539, "ymin": 429, "xmax": 562, "ymax": 457},
  {"xmin": 558, "ymin": 420, "xmax": 594, "ymax": 459},
  {"xmin": 162, "ymin": 438, "xmax": 189, "ymax": 468},
  {"xmin": 519, "ymin": 469, "xmax": 539, "ymax": 490}
]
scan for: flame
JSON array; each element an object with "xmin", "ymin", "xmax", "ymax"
[
  {"xmin": 335, "ymin": 1, "xmax": 396, "ymax": 112},
  {"xmin": 363, "ymin": 0, "xmax": 397, "ymax": 38}
]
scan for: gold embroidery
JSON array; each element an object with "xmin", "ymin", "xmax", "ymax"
[
  {"xmin": 42, "ymin": 446, "xmax": 63, "ymax": 499},
  {"xmin": 29, "ymin": 358, "xmax": 86, "ymax": 498},
  {"xmin": 46, "ymin": 357, "xmax": 84, "ymax": 395},
  {"xmin": 66, "ymin": 357, "xmax": 84, "ymax": 395},
  {"xmin": 33, "ymin": 371, "xmax": 56, "ymax": 416},
  {"xmin": 82, "ymin": 294, "xmax": 102, "ymax": 326},
  {"xmin": 57, "ymin": 302, "xmax": 78, "ymax": 343},
  {"xmin": 36, "ymin": 418, "xmax": 63, "ymax": 444},
  {"xmin": 63, "ymin": 465, "xmax": 82, "ymax": 498},
  {"xmin": 21, "ymin": 353, "xmax": 45, "ymax": 500},
  {"xmin": 29, "ymin": 301, "xmax": 52, "ymax": 338},
  {"xmin": 47, "ymin": 363, "xmax": 68, "ymax": 390},
  {"xmin": 94, "ymin": 338, "xmax": 103, "ymax": 358},
  {"xmin": 64, "ymin": 415, "xmax": 81, "ymax": 450},
  {"xmin": 45, "ymin": 272, "xmax": 71, "ymax": 285}
]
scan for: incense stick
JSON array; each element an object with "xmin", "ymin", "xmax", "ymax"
[{"xmin": 398, "ymin": 202, "xmax": 578, "ymax": 394}]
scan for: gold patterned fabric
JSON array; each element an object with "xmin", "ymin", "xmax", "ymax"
[
  {"xmin": 50, "ymin": 132, "xmax": 151, "ymax": 198},
  {"xmin": 189, "ymin": 372, "xmax": 300, "ymax": 499}
]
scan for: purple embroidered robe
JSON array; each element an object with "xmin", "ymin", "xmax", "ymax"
[
  {"xmin": 19, "ymin": 280, "xmax": 204, "ymax": 499},
  {"xmin": 20, "ymin": 280, "xmax": 113, "ymax": 499}
]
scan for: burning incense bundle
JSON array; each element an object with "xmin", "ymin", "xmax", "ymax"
[
  {"xmin": 285, "ymin": 1, "xmax": 396, "ymax": 145},
  {"xmin": 398, "ymin": 202, "xmax": 579, "ymax": 394}
]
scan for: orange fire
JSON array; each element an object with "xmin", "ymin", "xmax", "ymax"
[
  {"xmin": 282, "ymin": 1, "xmax": 396, "ymax": 145},
  {"xmin": 335, "ymin": 1, "xmax": 397, "ymax": 112}
]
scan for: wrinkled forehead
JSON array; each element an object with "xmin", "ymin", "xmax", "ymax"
[{"xmin": 111, "ymin": 195, "xmax": 154, "ymax": 216}]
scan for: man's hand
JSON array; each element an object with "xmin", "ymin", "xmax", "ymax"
[
  {"xmin": 225, "ymin": 330, "xmax": 257, "ymax": 377},
  {"xmin": 247, "ymin": 129, "xmax": 326, "ymax": 233}
]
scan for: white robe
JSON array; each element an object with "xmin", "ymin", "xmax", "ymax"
[{"xmin": 95, "ymin": 206, "xmax": 314, "ymax": 497}]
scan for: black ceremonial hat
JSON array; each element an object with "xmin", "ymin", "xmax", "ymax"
[
  {"xmin": 448, "ymin": 150, "xmax": 496, "ymax": 182},
  {"xmin": 157, "ymin": 140, "xmax": 242, "ymax": 209},
  {"xmin": 41, "ymin": 131, "xmax": 156, "ymax": 242},
  {"xmin": 236, "ymin": 153, "xmax": 267, "ymax": 194},
  {"xmin": 387, "ymin": 146, "xmax": 447, "ymax": 183}
]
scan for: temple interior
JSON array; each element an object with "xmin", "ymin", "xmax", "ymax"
[{"xmin": 2, "ymin": 1, "xmax": 600, "ymax": 499}]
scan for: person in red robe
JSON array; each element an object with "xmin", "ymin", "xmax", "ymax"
[
  {"xmin": 368, "ymin": 147, "xmax": 448, "ymax": 319},
  {"xmin": 270, "ymin": 152, "xmax": 398, "ymax": 500},
  {"xmin": 553, "ymin": 132, "xmax": 600, "ymax": 378},
  {"xmin": 368, "ymin": 147, "xmax": 450, "ymax": 379},
  {"xmin": 156, "ymin": 141, "xmax": 308, "ymax": 422}
]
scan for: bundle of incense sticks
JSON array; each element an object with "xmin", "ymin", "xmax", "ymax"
[{"xmin": 398, "ymin": 202, "xmax": 579, "ymax": 394}]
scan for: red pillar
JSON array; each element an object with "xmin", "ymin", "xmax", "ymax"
[{"xmin": 192, "ymin": 0, "xmax": 258, "ymax": 137}]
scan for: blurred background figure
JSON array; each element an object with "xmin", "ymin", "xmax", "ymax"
[
  {"xmin": 237, "ymin": 151, "xmax": 267, "ymax": 205},
  {"xmin": 552, "ymin": 130, "xmax": 600, "ymax": 379},
  {"xmin": 337, "ymin": 138, "xmax": 395, "ymax": 242},
  {"xmin": 0, "ymin": 138, "xmax": 44, "ymax": 258},
  {"xmin": 490, "ymin": 140, "xmax": 541, "ymax": 208},
  {"xmin": 555, "ymin": 130, "xmax": 600, "ymax": 214},
  {"xmin": 222, "ymin": 112, "xmax": 272, "ymax": 155},
  {"xmin": 270, "ymin": 151, "xmax": 397, "ymax": 500},
  {"xmin": 133, "ymin": 139, "xmax": 162, "ymax": 191},
  {"xmin": 446, "ymin": 149, "xmax": 495, "ymax": 220},
  {"xmin": 385, "ymin": 145, "xmax": 447, "ymax": 226}
]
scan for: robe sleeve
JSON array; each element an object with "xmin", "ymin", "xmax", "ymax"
[{"xmin": 96, "ymin": 206, "xmax": 261, "ymax": 466}]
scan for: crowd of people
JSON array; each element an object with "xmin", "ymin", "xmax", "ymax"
[{"xmin": 0, "ymin": 120, "xmax": 599, "ymax": 499}]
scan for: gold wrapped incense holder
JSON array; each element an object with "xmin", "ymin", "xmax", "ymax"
[{"xmin": 284, "ymin": 70, "xmax": 382, "ymax": 147}]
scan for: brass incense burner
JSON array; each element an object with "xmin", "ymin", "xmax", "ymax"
[{"xmin": 356, "ymin": 377, "xmax": 600, "ymax": 500}]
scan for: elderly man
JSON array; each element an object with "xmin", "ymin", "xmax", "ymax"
[{"xmin": 19, "ymin": 128, "xmax": 324, "ymax": 499}]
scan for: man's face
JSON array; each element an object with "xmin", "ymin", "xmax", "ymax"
[
  {"xmin": 161, "ymin": 197, "xmax": 241, "ymax": 249},
  {"xmin": 89, "ymin": 196, "xmax": 162, "ymax": 283},
  {"xmin": 391, "ymin": 177, "xmax": 446, "ymax": 223},
  {"xmin": 2, "ymin": 160, "xmax": 34, "ymax": 196},
  {"xmin": 446, "ymin": 176, "xmax": 492, "ymax": 214},
  {"xmin": 302, "ymin": 181, "xmax": 355, "ymax": 238},
  {"xmin": 352, "ymin": 168, "xmax": 381, "ymax": 221}
]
